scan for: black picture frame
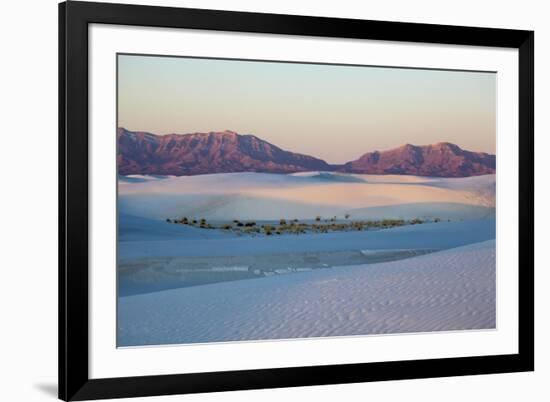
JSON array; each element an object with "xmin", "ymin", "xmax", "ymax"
[{"xmin": 59, "ymin": 1, "xmax": 534, "ymax": 400}]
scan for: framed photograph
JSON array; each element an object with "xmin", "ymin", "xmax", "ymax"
[{"xmin": 59, "ymin": 1, "xmax": 534, "ymax": 400}]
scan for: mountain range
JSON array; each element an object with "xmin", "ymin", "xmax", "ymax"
[{"xmin": 117, "ymin": 127, "xmax": 495, "ymax": 177}]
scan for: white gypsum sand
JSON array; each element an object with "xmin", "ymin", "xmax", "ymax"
[
  {"xmin": 117, "ymin": 172, "xmax": 495, "ymax": 221},
  {"xmin": 118, "ymin": 240, "xmax": 496, "ymax": 346},
  {"xmin": 117, "ymin": 215, "xmax": 495, "ymax": 296},
  {"xmin": 117, "ymin": 172, "xmax": 496, "ymax": 345},
  {"xmin": 118, "ymin": 217, "xmax": 495, "ymax": 260}
]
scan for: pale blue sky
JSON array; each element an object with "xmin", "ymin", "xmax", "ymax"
[{"xmin": 118, "ymin": 54, "xmax": 496, "ymax": 164}]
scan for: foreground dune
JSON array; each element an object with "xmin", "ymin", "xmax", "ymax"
[{"xmin": 118, "ymin": 240, "xmax": 496, "ymax": 346}]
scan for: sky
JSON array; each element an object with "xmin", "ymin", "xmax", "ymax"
[{"xmin": 118, "ymin": 54, "xmax": 496, "ymax": 164}]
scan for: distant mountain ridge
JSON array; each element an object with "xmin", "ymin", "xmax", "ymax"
[
  {"xmin": 117, "ymin": 128, "xmax": 330, "ymax": 176},
  {"xmin": 117, "ymin": 128, "xmax": 495, "ymax": 177},
  {"xmin": 341, "ymin": 142, "xmax": 495, "ymax": 177}
]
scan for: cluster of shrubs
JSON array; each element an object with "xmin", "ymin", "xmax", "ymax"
[
  {"xmin": 168, "ymin": 217, "xmax": 258, "ymax": 231},
  {"xmin": 166, "ymin": 216, "xmax": 215, "ymax": 229},
  {"xmin": 167, "ymin": 215, "xmax": 435, "ymax": 236}
]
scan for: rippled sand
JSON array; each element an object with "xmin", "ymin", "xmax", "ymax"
[{"xmin": 118, "ymin": 240, "xmax": 495, "ymax": 346}]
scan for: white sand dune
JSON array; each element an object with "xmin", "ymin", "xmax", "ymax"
[
  {"xmin": 118, "ymin": 172, "xmax": 495, "ymax": 221},
  {"xmin": 118, "ymin": 218, "xmax": 495, "ymax": 260},
  {"xmin": 118, "ymin": 216, "xmax": 495, "ymax": 296},
  {"xmin": 348, "ymin": 202, "xmax": 494, "ymax": 220},
  {"xmin": 118, "ymin": 174, "xmax": 175, "ymax": 183},
  {"xmin": 293, "ymin": 172, "xmax": 439, "ymax": 184},
  {"xmin": 117, "ymin": 173, "xmax": 496, "ymax": 346},
  {"xmin": 119, "ymin": 213, "xmax": 234, "ymax": 242},
  {"xmin": 118, "ymin": 240, "xmax": 496, "ymax": 346}
]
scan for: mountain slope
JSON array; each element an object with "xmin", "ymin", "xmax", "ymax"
[
  {"xmin": 118, "ymin": 128, "xmax": 495, "ymax": 177},
  {"xmin": 340, "ymin": 143, "xmax": 495, "ymax": 177},
  {"xmin": 117, "ymin": 128, "xmax": 330, "ymax": 175}
]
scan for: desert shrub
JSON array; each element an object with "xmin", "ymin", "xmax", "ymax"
[
  {"xmin": 289, "ymin": 225, "xmax": 305, "ymax": 234},
  {"xmin": 354, "ymin": 222, "xmax": 365, "ymax": 231}
]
